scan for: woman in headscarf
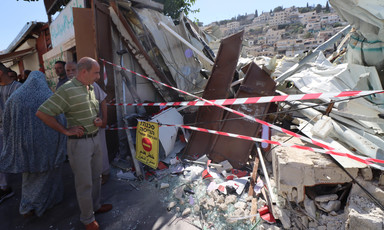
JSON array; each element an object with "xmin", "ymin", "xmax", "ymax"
[{"xmin": 0, "ymin": 71, "xmax": 67, "ymax": 217}]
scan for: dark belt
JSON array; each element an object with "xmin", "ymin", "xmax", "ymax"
[{"xmin": 68, "ymin": 131, "xmax": 98, "ymax": 139}]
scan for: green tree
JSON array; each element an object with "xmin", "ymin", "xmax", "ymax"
[
  {"xmin": 273, "ymin": 6, "xmax": 283, "ymax": 12},
  {"xmin": 332, "ymin": 22, "xmax": 342, "ymax": 28},
  {"xmin": 155, "ymin": 0, "xmax": 198, "ymax": 20},
  {"xmin": 255, "ymin": 10, "xmax": 258, "ymax": 17},
  {"xmin": 315, "ymin": 4, "xmax": 322, "ymax": 13},
  {"xmin": 303, "ymin": 32, "xmax": 313, "ymax": 38},
  {"xmin": 325, "ymin": 1, "xmax": 330, "ymax": 12}
]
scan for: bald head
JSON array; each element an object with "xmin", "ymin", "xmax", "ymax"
[
  {"xmin": 76, "ymin": 57, "xmax": 100, "ymax": 85},
  {"xmin": 65, "ymin": 61, "xmax": 77, "ymax": 79}
]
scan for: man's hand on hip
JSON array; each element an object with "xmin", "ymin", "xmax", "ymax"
[{"xmin": 66, "ymin": 126, "xmax": 84, "ymax": 137}]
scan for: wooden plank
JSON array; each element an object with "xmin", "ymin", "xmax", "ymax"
[
  {"xmin": 248, "ymin": 156, "xmax": 260, "ymax": 223},
  {"xmin": 248, "ymin": 156, "xmax": 260, "ymax": 197},
  {"xmin": 73, "ymin": 8, "xmax": 97, "ymax": 59},
  {"xmin": 250, "ymin": 198, "xmax": 258, "ymax": 223}
]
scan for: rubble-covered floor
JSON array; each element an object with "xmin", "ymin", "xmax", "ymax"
[
  {"xmin": 0, "ymin": 162, "xmax": 200, "ymax": 230},
  {"xmin": 148, "ymin": 163, "xmax": 262, "ymax": 230}
]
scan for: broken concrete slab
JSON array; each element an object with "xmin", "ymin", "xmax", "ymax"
[
  {"xmin": 345, "ymin": 195, "xmax": 384, "ymax": 230},
  {"xmin": 271, "ymin": 131, "xmax": 359, "ymax": 202},
  {"xmin": 315, "ymin": 194, "xmax": 338, "ymax": 202},
  {"xmin": 319, "ymin": 200, "xmax": 341, "ymax": 213},
  {"xmin": 349, "ymin": 177, "xmax": 384, "ymax": 205},
  {"xmin": 304, "ymin": 195, "xmax": 317, "ymax": 218},
  {"xmin": 360, "ymin": 167, "xmax": 373, "ymax": 181}
]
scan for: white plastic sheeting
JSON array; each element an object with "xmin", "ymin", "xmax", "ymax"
[
  {"xmin": 134, "ymin": 8, "xmax": 207, "ymax": 98},
  {"xmin": 286, "ymin": 52, "xmax": 384, "ymax": 105},
  {"xmin": 330, "ymin": 0, "xmax": 384, "ymax": 75},
  {"xmin": 284, "ymin": 52, "xmax": 384, "ymax": 161},
  {"xmin": 330, "ymin": 0, "xmax": 384, "ymax": 41}
]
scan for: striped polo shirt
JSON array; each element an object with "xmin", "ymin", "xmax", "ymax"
[{"xmin": 38, "ymin": 78, "xmax": 99, "ymax": 135}]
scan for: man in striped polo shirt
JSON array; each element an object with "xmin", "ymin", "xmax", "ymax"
[{"xmin": 36, "ymin": 57, "xmax": 112, "ymax": 230}]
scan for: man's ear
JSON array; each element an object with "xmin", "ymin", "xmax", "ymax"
[{"xmin": 80, "ymin": 68, "xmax": 88, "ymax": 75}]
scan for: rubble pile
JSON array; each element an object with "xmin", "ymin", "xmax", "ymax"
[
  {"xmin": 148, "ymin": 162, "xmax": 262, "ymax": 229},
  {"xmin": 38, "ymin": 0, "xmax": 384, "ymax": 229},
  {"xmin": 3, "ymin": 0, "xmax": 384, "ymax": 228}
]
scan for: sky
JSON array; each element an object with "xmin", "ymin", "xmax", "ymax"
[
  {"xmin": 0, "ymin": 0, "xmax": 325, "ymax": 51},
  {"xmin": 189, "ymin": 0, "xmax": 326, "ymax": 25}
]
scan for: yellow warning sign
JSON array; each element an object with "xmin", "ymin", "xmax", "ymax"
[{"xmin": 136, "ymin": 121, "xmax": 159, "ymax": 169}]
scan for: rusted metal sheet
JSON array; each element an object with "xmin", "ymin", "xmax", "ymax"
[
  {"xmin": 73, "ymin": 8, "xmax": 97, "ymax": 59},
  {"xmin": 183, "ymin": 31, "xmax": 244, "ymax": 159},
  {"xmin": 208, "ymin": 62, "xmax": 276, "ymax": 169}
]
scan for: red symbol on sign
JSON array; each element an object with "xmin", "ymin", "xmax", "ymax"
[{"xmin": 142, "ymin": 137, "xmax": 152, "ymax": 152}]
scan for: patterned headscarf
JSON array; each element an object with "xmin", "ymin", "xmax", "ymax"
[{"xmin": 0, "ymin": 71, "xmax": 67, "ymax": 173}]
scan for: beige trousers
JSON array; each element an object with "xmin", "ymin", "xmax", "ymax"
[{"xmin": 67, "ymin": 134, "xmax": 103, "ymax": 225}]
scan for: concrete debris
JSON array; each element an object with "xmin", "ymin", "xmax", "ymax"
[
  {"xmin": 116, "ymin": 170, "xmax": 137, "ymax": 180},
  {"xmin": 160, "ymin": 183, "xmax": 170, "ymax": 189},
  {"xmin": 234, "ymin": 201, "xmax": 247, "ymax": 210},
  {"xmin": 380, "ymin": 173, "xmax": 384, "ymax": 186},
  {"xmin": 225, "ymin": 195, "xmax": 237, "ymax": 205},
  {"xmin": 315, "ymin": 194, "xmax": 339, "ymax": 202},
  {"xmin": 360, "ymin": 167, "xmax": 373, "ymax": 181},
  {"xmin": 272, "ymin": 131, "xmax": 359, "ymax": 202},
  {"xmin": 318, "ymin": 200, "xmax": 341, "ymax": 213},
  {"xmin": 308, "ymin": 221, "xmax": 318, "ymax": 228},
  {"xmin": 8, "ymin": 0, "xmax": 384, "ymax": 229},
  {"xmin": 182, "ymin": 208, "xmax": 191, "ymax": 217},
  {"xmin": 304, "ymin": 195, "xmax": 317, "ymax": 218},
  {"xmin": 329, "ymin": 211, "xmax": 338, "ymax": 216},
  {"xmin": 346, "ymin": 195, "xmax": 384, "ymax": 230},
  {"xmin": 274, "ymin": 208, "xmax": 291, "ymax": 229},
  {"xmin": 167, "ymin": 201, "xmax": 177, "ymax": 211},
  {"xmin": 69, "ymin": 1, "xmax": 384, "ymax": 229}
]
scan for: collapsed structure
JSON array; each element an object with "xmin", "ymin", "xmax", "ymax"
[{"xmin": 1, "ymin": 0, "xmax": 384, "ymax": 229}]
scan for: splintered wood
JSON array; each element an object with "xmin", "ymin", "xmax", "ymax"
[{"xmin": 248, "ymin": 157, "xmax": 260, "ymax": 222}]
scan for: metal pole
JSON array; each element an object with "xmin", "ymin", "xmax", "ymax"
[
  {"xmin": 255, "ymin": 143, "xmax": 276, "ymax": 203},
  {"xmin": 158, "ymin": 21, "xmax": 214, "ymax": 66}
]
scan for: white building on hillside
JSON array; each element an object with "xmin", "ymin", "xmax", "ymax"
[
  {"xmin": 265, "ymin": 28, "xmax": 285, "ymax": 45},
  {"xmin": 253, "ymin": 12, "xmax": 270, "ymax": 25},
  {"xmin": 306, "ymin": 22, "xmax": 321, "ymax": 31},
  {"xmin": 300, "ymin": 11, "xmax": 320, "ymax": 24}
]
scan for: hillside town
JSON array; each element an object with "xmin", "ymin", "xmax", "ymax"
[{"xmin": 203, "ymin": 4, "xmax": 347, "ymax": 57}]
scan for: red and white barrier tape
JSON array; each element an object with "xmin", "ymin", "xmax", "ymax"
[
  {"xmin": 100, "ymin": 59, "xmax": 372, "ymax": 153},
  {"xmin": 106, "ymin": 123, "xmax": 384, "ymax": 166},
  {"xmin": 107, "ymin": 90, "xmax": 384, "ymax": 107}
]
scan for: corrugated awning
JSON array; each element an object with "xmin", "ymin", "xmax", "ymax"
[{"xmin": 0, "ymin": 48, "xmax": 34, "ymax": 62}]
